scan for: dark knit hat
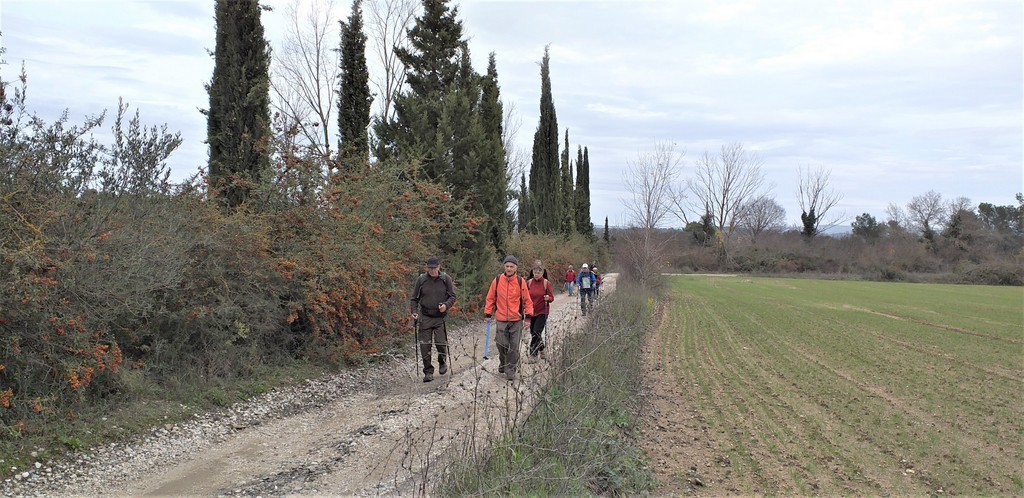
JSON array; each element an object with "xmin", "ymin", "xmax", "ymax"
[{"xmin": 503, "ymin": 255, "xmax": 519, "ymax": 266}]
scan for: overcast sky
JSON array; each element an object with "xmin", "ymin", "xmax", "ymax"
[{"xmin": 2, "ymin": 0, "xmax": 1021, "ymax": 228}]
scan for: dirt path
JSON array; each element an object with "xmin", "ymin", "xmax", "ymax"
[{"xmin": 95, "ymin": 275, "xmax": 617, "ymax": 497}]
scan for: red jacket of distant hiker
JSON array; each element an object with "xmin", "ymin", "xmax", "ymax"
[{"xmin": 484, "ymin": 273, "xmax": 534, "ymax": 322}]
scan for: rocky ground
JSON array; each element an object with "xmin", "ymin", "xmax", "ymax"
[{"xmin": 2, "ymin": 275, "xmax": 616, "ymax": 497}]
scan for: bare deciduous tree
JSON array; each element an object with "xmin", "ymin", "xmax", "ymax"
[
  {"xmin": 270, "ymin": 0, "xmax": 342, "ymax": 159},
  {"xmin": 625, "ymin": 141, "xmax": 685, "ymax": 231},
  {"xmin": 689, "ymin": 142, "xmax": 769, "ymax": 256},
  {"xmin": 738, "ymin": 195, "xmax": 786, "ymax": 244},
  {"xmin": 907, "ymin": 189, "xmax": 947, "ymax": 241},
  {"xmin": 885, "ymin": 202, "xmax": 908, "ymax": 231},
  {"xmin": 502, "ymin": 100, "xmax": 526, "ymax": 190},
  {"xmin": 947, "ymin": 196, "xmax": 972, "ymax": 215},
  {"xmin": 366, "ymin": 0, "xmax": 417, "ymax": 123},
  {"xmin": 797, "ymin": 165, "xmax": 844, "ymax": 237},
  {"xmin": 622, "ymin": 141, "xmax": 686, "ymax": 285}
]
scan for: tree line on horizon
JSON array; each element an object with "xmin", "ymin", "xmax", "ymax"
[{"xmin": 615, "ymin": 141, "xmax": 1021, "ymax": 285}]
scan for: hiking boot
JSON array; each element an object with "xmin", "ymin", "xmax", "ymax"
[
  {"xmin": 505, "ymin": 371, "xmax": 515, "ymax": 381},
  {"xmin": 423, "ymin": 372, "xmax": 433, "ymax": 383},
  {"xmin": 498, "ymin": 366, "xmax": 505, "ymax": 374},
  {"xmin": 438, "ymin": 364, "xmax": 448, "ymax": 375}
]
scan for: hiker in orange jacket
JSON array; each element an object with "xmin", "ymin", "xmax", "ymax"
[{"xmin": 484, "ymin": 255, "xmax": 534, "ymax": 381}]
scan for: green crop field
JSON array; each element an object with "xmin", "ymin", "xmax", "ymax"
[{"xmin": 649, "ymin": 276, "xmax": 1023, "ymax": 496}]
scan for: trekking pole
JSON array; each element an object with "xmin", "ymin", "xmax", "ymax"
[
  {"xmin": 442, "ymin": 321, "xmax": 451, "ymax": 374},
  {"xmin": 483, "ymin": 318, "xmax": 492, "ymax": 360},
  {"xmin": 412, "ymin": 318, "xmax": 419, "ymax": 374}
]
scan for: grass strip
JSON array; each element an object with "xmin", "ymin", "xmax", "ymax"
[{"xmin": 436, "ymin": 284, "xmax": 659, "ymax": 496}]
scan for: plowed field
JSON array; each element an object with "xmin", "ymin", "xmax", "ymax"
[{"xmin": 639, "ymin": 276, "xmax": 1023, "ymax": 496}]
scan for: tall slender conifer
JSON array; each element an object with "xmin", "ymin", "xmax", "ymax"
[{"xmin": 206, "ymin": 0, "xmax": 271, "ymax": 208}]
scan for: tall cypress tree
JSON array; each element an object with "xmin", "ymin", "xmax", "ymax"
[
  {"xmin": 206, "ymin": 0, "xmax": 271, "ymax": 208},
  {"xmin": 479, "ymin": 52, "xmax": 509, "ymax": 252},
  {"xmin": 443, "ymin": 46, "xmax": 494, "ymax": 296},
  {"xmin": 517, "ymin": 172, "xmax": 530, "ymax": 232},
  {"xmin": 575, "ymin": 145, "xmax": 594, "ymax": 236},
  {"xmin": 528, "ymin": 46, "xmax": 560, "ymax": 234},
  {"xmin": 559, "ymin": 129, "xmax": 574, "ymax": 234},
  {"xmin": 337, "ymin": 0, "xmax": 372, "ymax": 169}
]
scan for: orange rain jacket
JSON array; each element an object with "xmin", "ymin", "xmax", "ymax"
[{"xmin": 484, "ymin": 273, "xmax": 535, "ymax": 322}]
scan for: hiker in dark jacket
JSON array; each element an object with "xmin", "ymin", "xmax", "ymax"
[{"xmin": 410, "ymin": 256, "xmax": 456, "ymax": 382}]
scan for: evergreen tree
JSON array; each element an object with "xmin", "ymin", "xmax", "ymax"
[
  {"xmin": 375, "ymin": 0, "xmax": 464, "ymax": 180},
  {"xmin": 445, "ymin": 47, "xmax": 499, "ymax": 296},
  {"xmin": 528, "ymin": 46, "xmax": 560, "ymax": 234},
  {"xmin": 559, "ymin": 129, "xmax": 575, "ymax": 234},
  {"xmin": 603, "ymin": 216, "xmax": 610, "ymax": 245},
  {"xmin": 337, "ymin": 0, "xmax": 372, "ymax": 168},
  {"xmin": 517, "ymin": 172, "xmax": 530, "ymax": 232},
  {"xmin": 374, "ymin": 0, "xmax": 498, "ymax": 299},
  {"xmin": 800, "ymin": 207, "xmax": 818, "ymax": 238},
  {"xmin": 688, "ymin": 205, "xmax": 717, "ymax": 246},
  {"xmin": 206, "ymin": 0, "xmax": 271, "ymax": 209},
  {"xmin": 479, "ymin": 52, "xmax": 509, "ymax": 252},
  {"xmin": 575, "ymin": 146, "xmax": 593, "ymax": 236}
]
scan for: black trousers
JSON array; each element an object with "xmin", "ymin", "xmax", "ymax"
[{"xmin": 528, "ymin": 314, "xmax": 548, "ymax": 356}]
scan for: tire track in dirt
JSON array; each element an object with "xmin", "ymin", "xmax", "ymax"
[
  {"xmin": 840, "ymin": 304, "xmax": 1024, "ymax": 345},
  {"xmin": 822, "ymin": 304, "xmax": 1024, "ymax": 383}
]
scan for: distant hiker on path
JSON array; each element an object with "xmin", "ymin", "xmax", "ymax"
[
  {"xmin": 526, "ymin": 260, "xmax": 555, "ymax": 362},
  {"xmin": 576, "ymin": 263, "xmax": 597, "ymax": 316},
  {"xmin": 564, "ymin": 264, "xmax": 577, "ymax": 296},
  {"xmin": 410, "ymin": 256, "xmax": 456, "ymax": 382},
  {"xmin": 484, "ymin": 255, "xmax": 534, "ymax": 381}
]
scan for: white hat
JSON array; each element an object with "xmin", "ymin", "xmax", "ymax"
[{"xmin": 581, "ymin": 263, "xmax": 589, "ymax": 269}]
